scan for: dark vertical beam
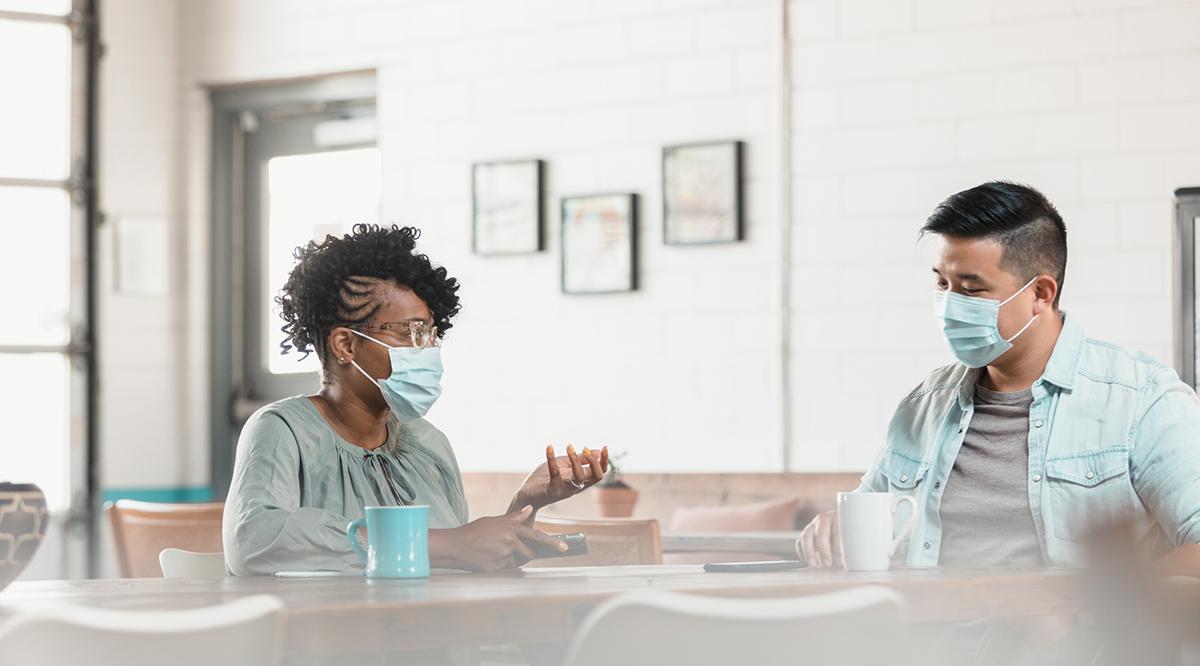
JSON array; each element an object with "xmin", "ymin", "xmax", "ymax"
[{"xmin": 82, "ymin": 0, "xmax": 101, "ymax": 578}]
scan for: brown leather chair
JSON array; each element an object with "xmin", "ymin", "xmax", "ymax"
[
  {"xmin": 106, "ymin": 500, "xmax": 224, "ymax": 578},
  {"xmin": 530, "ymin": 516, "xmax": 662, "ymax": 567}
]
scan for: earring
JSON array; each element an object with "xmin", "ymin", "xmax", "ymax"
[{"xmin": 339, "ymin": 357, "xmax": 346, "ymax": 364}]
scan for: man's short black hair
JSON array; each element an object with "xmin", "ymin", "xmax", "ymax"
[{"xmin": 921, "ymin": 181, "xmax": 1067, "ymax": 307}]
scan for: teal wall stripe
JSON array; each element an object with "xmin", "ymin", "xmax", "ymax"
[{"xmin": 102, "ymin": 487, "xmax": 215, "ymax": 504}]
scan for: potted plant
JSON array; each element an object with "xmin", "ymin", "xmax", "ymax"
[{"xmin": 593, "ymin": 451, "xmax": 637, "ymax": 518}]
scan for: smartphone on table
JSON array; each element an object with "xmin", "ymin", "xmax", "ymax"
[{"xmin": 530, "ymin": 533, "xmax": 589, "ymax": 559}]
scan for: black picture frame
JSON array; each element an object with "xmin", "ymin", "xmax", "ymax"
[
  {"xmin": 560, "ymin": 192, "xmax": 638, "ymax": 295},
  {"xmin": 662, "ymin": 140, "xmax": 744, "ymax": 245},
  {"xmin": 471, "ymin": 158, "xmax": 545, "ymax": 255}
]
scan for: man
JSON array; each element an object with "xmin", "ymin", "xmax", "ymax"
[{"xmin": 799, "ymin": 182, "xmax": 1200, "ymax": 572}]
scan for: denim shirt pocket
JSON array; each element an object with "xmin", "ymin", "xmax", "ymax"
[
  {"xmin": 878, "ymin": 449, "xmax": 929, "ymax": 494},
  {"xmin": 1044, "ymin": 446, "xmax": 1136, "ymax": 542}
]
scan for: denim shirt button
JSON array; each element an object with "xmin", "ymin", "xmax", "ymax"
[
  {"xmin": 1032, "ymin": 474, "xmax": 1042, "ymax": 482},
  {"xmin": 900, "ymin": 475, "xmax": 909, "ymax": 482},
  {"xmin": 1033, "ymin": 419, "xmax": 1044, "ymax": 428},
  {"xmin": 923, "ymin": 542, "xmax": 932, "ymax": 550},
  {"xmin": 1085, "ymin": 471, "xmax": 1095, "ymax": 480}
]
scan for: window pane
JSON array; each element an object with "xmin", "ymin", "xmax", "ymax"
[
  {"xmin": 265, "ymin": 148, "xmax": 381, "ymax": 374},
  {"xmin": 0, "ymin": 1, "xmax": 70, "ymax": 14},
  {"xmin": 0, "ymin": 187, "xmax": 71, "ymax": 345},
  {"xmin": 0, "ymin": 353, "xmax": 71, "ymax": 511},
  {"xmin": 0, "ymin": 19, "xmax": 71, "ymax": 180}
]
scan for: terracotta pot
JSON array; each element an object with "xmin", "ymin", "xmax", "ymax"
[
  {"xmin": 0, "ymin": 482, "xmax": 49, "ymax": 592},
  {"xmin": 593, "ymin": 486, "xmax": 638, "ymax": 518}
]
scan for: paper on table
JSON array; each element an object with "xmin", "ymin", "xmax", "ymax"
[
  {"xmin": 520, "ymin": 565, "xmax": 704, "ymax": 577},
  {"xmin": 273, "ymin": 570, "xmax": 362, "ymax": 578}
]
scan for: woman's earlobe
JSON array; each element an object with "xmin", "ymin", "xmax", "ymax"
[{"xmin": 328, "ymin": 328, "xmax": 356, "ymax": 366}]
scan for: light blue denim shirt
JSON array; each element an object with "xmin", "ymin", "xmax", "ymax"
[{"xmin": 858, "ymin": 313, "xmax": 1200, "ymax": 567}]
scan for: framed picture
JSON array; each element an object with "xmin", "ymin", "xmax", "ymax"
[
  {"xmin": 662, "ymin": 140, "xmax": 744, "ymax": 244},
  {"xmin": 561, "ymin": 193, "xmax": 637, "ymax": 294},
  {"xmin": 472, "ymin": 159, "xmax": 544, "ymax": 255}
]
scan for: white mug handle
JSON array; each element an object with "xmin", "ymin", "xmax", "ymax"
[{"xmin": 888, "ymin": 495, "xmax": 918, "ymax": 557}]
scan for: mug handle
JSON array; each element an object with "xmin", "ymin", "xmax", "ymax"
[
  {"xmin": 888, "ymin": 496, "xmax": 918, "ymax": 557},
  {"xmin": 346, "ymin": 519, "xmax": 368, "ymax": 563}
]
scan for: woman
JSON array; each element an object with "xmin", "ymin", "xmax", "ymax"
[{"xmin": 223, "ymin": 224, "xmax": 608, "ymax": 575}]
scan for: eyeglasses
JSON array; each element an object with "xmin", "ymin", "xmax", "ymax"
[{"xmin": 353, "ymin": 320, "xmax": 440, "ymax": 349}]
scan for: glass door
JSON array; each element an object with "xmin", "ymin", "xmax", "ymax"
[
  {"xmin": 250, "ymin": 141, "xmax": 381, "ymax": 386},
  {"xmin": 0, "ymin": 0, "xmax": 98, "ymax": 577}
]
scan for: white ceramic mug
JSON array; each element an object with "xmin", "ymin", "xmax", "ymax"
[{"xmin": 836, "ymin": 492, "xmax": 918, "ymax": 572}]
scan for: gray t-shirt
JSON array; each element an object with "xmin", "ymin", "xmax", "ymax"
[
  {"xmin": 222, "ymin": 396, "xmax": 470, "ymax": 576},
  {"xmin": 938, "ymin": 383, "xmax": 1044, "ymax": 568}
]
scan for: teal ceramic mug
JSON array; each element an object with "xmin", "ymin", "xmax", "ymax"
[{"xmin": 346, "ymin": 505, "xmax": 430, "ymax": 578}]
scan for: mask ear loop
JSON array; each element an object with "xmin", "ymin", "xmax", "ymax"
[
  {"xmin": 999, "ymin": 276, "xmax": 1040, "ymax": 307},
  {"xmin": 999, "ymin": 276, "xmax": 1042, "ymax": 343},
  {"xmin": 349, "ymin": 359, "xmax": 381, "ymax": 386},
  {"xmin": 1003, "ymin": 312, "xmax": 1039, "ymax": 343},
  {"xmin": 345, "ymin": 328, "xmax": 396, "ymax": 387},
  {"xmin": 347, "ymin": 328, "xmax": 398, "ymax": 350}
]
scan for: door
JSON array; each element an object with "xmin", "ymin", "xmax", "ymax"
[{"xmin": 210, "ymin": 73, "xmax": 378, "ymax": 498}]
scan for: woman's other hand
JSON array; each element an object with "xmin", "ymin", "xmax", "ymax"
[{"xmin": 430, "ymin": 506, "xmax": 566, "ymax": 572}]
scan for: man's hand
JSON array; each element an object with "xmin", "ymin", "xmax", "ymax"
[
  {"xmin": 797, "ymin": 509, "xmax": 841, "ymax": 568},
  {"xmin": 430, "ymin": 506, "xmax": 567, "ymax": 572}
]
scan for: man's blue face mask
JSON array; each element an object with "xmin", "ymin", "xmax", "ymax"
[
  {"xmin": 933, "ymin": 276, "xmax": 1039, "ymax": 368},
  {"xmin": 348, "ymin": 329, "xmax": 443, "ymax": 422}
]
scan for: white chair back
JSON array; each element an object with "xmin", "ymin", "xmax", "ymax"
[
  {"xmin": 563, "ymin": 586, "xmax": 906, "ymax": 666},
  {"xmin": 159, "ymin": 548, "xmax": 227, "ymax": 578},
  {"xmin": 0, "ymin": 594, "xmax": 285, "ymax": 666}
]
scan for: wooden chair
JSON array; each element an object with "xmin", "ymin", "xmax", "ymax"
[
  {"xmin": 530, "ymin": 516, "xmax": 662, "ymax": 567},
  {"xmin": 106, "ymin": 500, "xmax": 224, "ymax": 578}
]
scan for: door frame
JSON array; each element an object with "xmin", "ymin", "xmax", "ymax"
[{"xmin": 208, "ymin": 71, "xmax": 376, "ymax": 499}]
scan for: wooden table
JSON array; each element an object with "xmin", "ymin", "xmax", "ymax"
[
  {"xmin": 0, "ymin": 566, "xmax": 1107, "ymax": 661},
  {"xmin": 662, "ymin": 532, "xmax": 803, "ymax": 558}
]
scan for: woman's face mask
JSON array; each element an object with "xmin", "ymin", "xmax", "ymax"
[
  {"xmin": 347, "ymin": 329, "xmax": 443, "ymax": 422},
  {"xmin": 933, "ymin": 276, "xmax": 1039, "ymax": 368}
]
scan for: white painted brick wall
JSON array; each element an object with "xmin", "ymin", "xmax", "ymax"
[
  {"xmin": 172, "ymin": 0, "xmax": 786, "ymax": 475},
  {"xmin": 99, "ymin": 0, "xmax": 188, "ymax": 489},
  {"xmin": 99, "ymin": 0, "xmax": 1200, "ymax": 487},
  {"xmin": 789, "ymin": 0, "xmax": 1200, "ymax": 471}
]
